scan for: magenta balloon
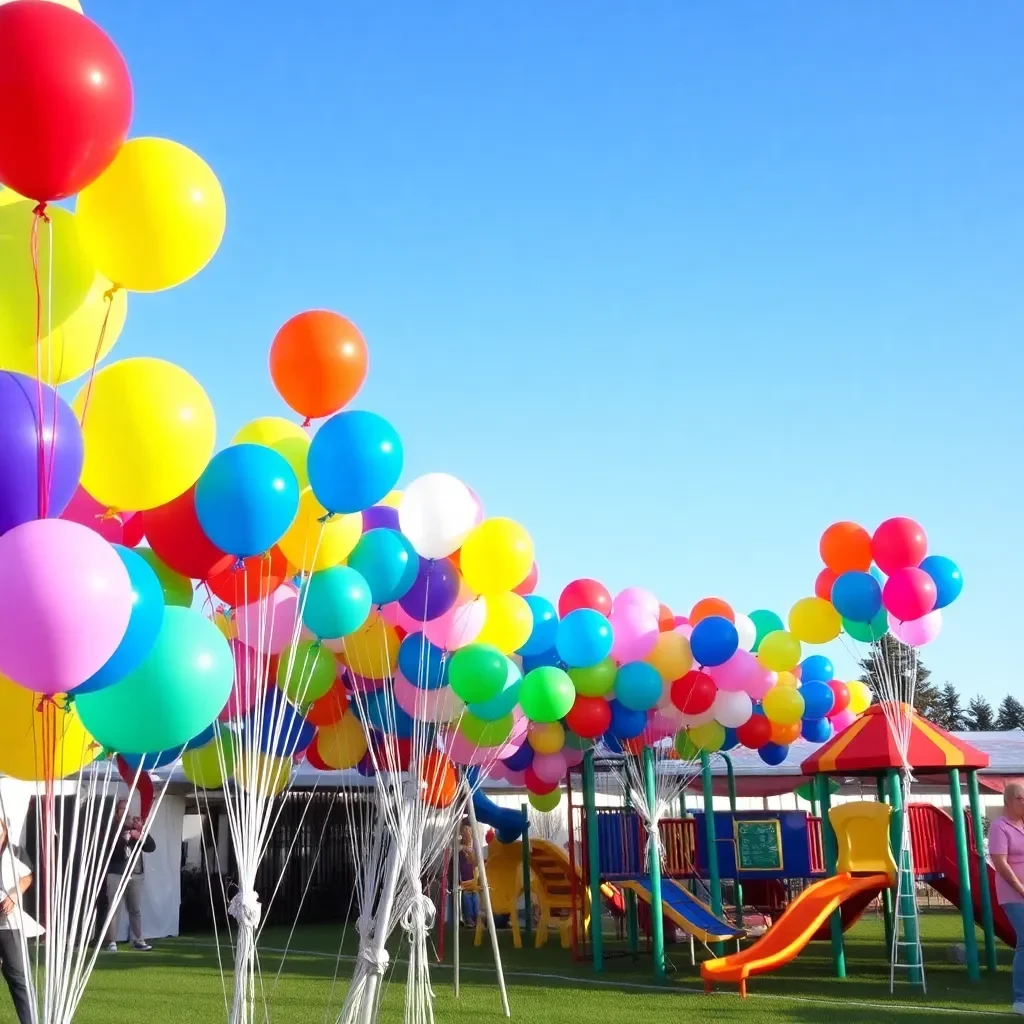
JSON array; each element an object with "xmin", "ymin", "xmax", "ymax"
[
  {"xmin": 236, "ymin": 583, "xmax": 299, "ymax": 654},
  {"xmin": 60, "ymin": 485, "xmax": 125, "ymax": 544},
  {"xmin": 883, "ymin": 567, "xmax": 937, "ymax": 622},
  {"xmin": 610, "ymin": 606, "xmax": 659, "ymax": 662},
  {"xmin": 888, "ymin": 609, "xmax": 942, "ymax": 646},
  {"xmin": 710, "ymin": 650, "xmax": 757, "ymax": 693},
  {"xmin": 830, "ymin": 708, "xmax": 858, "ymax": 733},
  {"xmin": 0, "ymin": 519, "xmax": 132, "ymax": 694},
  {"xmin": 613, "ymin": 587, "xmax": 661, "ymax": 620}
]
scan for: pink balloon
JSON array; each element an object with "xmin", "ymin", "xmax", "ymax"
[
  {"xmin": 504, "ymin": 769, "xmax": 526, "ymax": 787},
  {"xmin": 610, "ymin": 606, "xmax": 659, "ymax": 662},
  {"xmin": 673, "ymin": 616, "xmax": 690, "ymax": 628},
  {"xmin": 393, "ymin": 672, "xmax": 464, "ymax": 722},
  {"xmin": 672, "ymin": 622, "xmax": 693, "ymax": 640},
  {"xmin": 532, "ymin": 751, "xmax": 568, "ymax": 785},
  {"xmin": 745, "ymin": 667, "xmax": 777, "ymax": 701},
  {"xmin": 883, "ymin": 567, "xmax": 937, "ymax": 622},
  {"xmin": 236, "ymin": 583, "xmax": 300, "ymax": 655},
  {"xmin": 830, "ymin": 708, "xmax": 858, "ymax": 733},
  {"xmin": 423, "ymin": 596, "xmax": 485, "ymax": 650},
  {"xmin": 60, "ymin": 486, "xmax": 125, "ymax": 544},
  {"xmin": 888, "ymin": 609, "xmax": 942, "ymax": 646},
  {"xmin": 645, "ymin": 710, "xmax": 678, "ymax": 741},
  {"xmin": 710, "ymin": 650, "xmax": 757, "ymax": 693},
  {"xmin": 218, "ymin": 638, "xmax": 262, "ymax": 720},
  {"xmin": 486, "ymin": 761, "xmax": 507, "ymax": 781},
  {"xmin": 613, "ymin": 587, "xmax": 661, "ymax": 620},
  {"xmin": 441, "ymin": 713, "xmax": 527, "ymax": 765},
  {"xmin": 378, "ymin": 601, "xmax": 406, "ymax": 628},
  {"xmin": 563, "ymin": 748, "xmax": 585, "ymax": 769},
  {"xmin": 0, "ymin": 519, "xmax": 133, "ymax": 694}
]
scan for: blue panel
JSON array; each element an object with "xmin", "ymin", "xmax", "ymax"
[{"xmin": 694, "ymin": 810, "xmax": 816, "ymax": 881}]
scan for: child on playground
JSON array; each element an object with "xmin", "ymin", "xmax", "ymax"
[
  {"xmin": 989, "ymin": 782, "xmax": 1024, "ymax": 1015},
  {"xmin": 458, "ymin": 824, "xmax": 479, "ymax": 928}
]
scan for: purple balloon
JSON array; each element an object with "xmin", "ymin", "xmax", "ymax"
[
  {"xmin": 0, "ymin": 371, "xmax": 83, "ymax": 535},
  {"xmin": 399, "ymin": 556, "xmax": 460, "ymax": 622},
  {"xmin": 362, "ymin": 505, "xmax": 400, "ymax": 533}
]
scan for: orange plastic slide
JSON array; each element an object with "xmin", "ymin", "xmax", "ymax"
[{"xmin": 701, "ymin": 872, "xmax": 891, "ymax": 996}]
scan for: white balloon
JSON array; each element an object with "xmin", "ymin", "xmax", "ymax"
[
  {"xmin": 734, "ymin": 612, "xmax": 756, "ymax": 652},
  {"xmin": 678, "ymin": 709, "xmax": 716, "ymax": 729},
  {"xmin": 713, "ymin": 689, "xmax": 753, "ymax": 729},
  {"xmin": 398, "ymin": 473, "xmax": 481, "ymax": 559}
]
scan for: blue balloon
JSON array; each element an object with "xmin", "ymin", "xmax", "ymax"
[
  {"xmin": 721, "ymin": 727, "xmax": 740, "ymax": 751},
  {"xmin": 356, "ymin": 687, "xmax": 415, "ymax": 738},
  {"xmin": 247, "ymin": 690, "xmax": 314, "ymax": 757},
  {"xmin": 690, "ymin": 615, "xmax": 738, "ymax": 667},
  {"xmin": 518, "ymin": 595, "xmax": 559, "ymax": 656},
  {"xmin": 613, "ymin": 661, "xmax": 663, "ymax": 712},
  {"xmin": 800, "ymin": 680, "xmax": 835, "ymax": 720},
  {"xmin": 601, "ymin": 732, "xmax": 624, "ymax": 754},
  {"xmin": 521, "ymin": 648, "xmax": 564, "ymax": 673},
  {"xmin": 504, "ymin": 743, "xmax": 534, "ymax": 771},
  {"xmin": 184, "ymin": 725, "xmax": 217, "ymax": 751},
  {"xmin": 799, "ymin": 655, "xmax": 834, "ymax": 684},
  {"xmin": 470, "ymin": 660, "xmax": 522, "ymax": 721},
  {"xmin": 347, "ymin": 529, "xmax": 418, "ymax": 605},
  {"xmin": 308, "ymin": 411, "xmax": 403, "ymax": 514},
  {"xmin": 830, "ymin": 571, "xmax": 882, "ymax": 623},
  {"xmin": 76, "ymin": 545, "xmax": 165, "ymax": 694},
  {"xmin": 195, "ymin": 444, "xmax": 300, "ymax": 558},
  {"xmin": 301, "ymin": 565, "xmax": 372, "ymax": 639},
  {"xmin": 119, "ymin": 747, "xmax": 185, "ymax": 771},
  {"xmin": 758, "ymin": 742, "xmax": 789, "ymax": 766},
  {"xmin": 397, "ymin": 632, "xmax": 448, "ymax": 690},
  {"xmin": 919, "ymin": 555, "xmax": 963, "ymax": 610},
  {"xmin": 555, "ymin": 608, "xmax": 613, "ymax": 668},
  {"xmin": 609, "ymin": 699, "xmax": 647, "ymax": 740},
  {"xmin": 801, "ymin": 718, "xmax": 834, "ymax": 743}
]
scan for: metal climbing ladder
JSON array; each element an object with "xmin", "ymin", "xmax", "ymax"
[{"xmin": 890, "ymin": 813, "xmax": 926, "ymax": 992}]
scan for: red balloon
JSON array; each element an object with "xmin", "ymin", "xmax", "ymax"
[
  {"xmin": 658, "ymin": 604, "xmax": 676, "ymax": 632},
  {"xmin": 304, "ymin": 740, "xmax": 330, "ymax": 772},
  {"xmin": 144, "ymin": 484, "xmax": 232, "ymax": 581},
  {"xmin": 670, "ymin": 671, "xmax": 716, "ymax": 715},
  {"xmin": 121, "ymin": 512, "xmax": 145, "ymax": 548},
  {"xmin": 814, "ymin": 567, "xmax": 837, "ymax": 601},
  {"xmin": 524, "ymin": 766, "xmax": 557, "ymax": 796},
  {"xmin": 882, "ymin": 567, "xmax": 937, "ymax": 622},
  {"xmin": 871, "ymin": 517, "xmax": 928, "ymax": 575},
  {"xmin": 564, "ymin": 695, "xmax": 612, "ymax": 739},
  {"xmin": 827, "ymin": 680, "xmax": 851, "ymax": 716},
  {"xmin": 513, "ymin": 562, "xmax": 539, "ymax": 596},
  {"xmin": 736, "ymin": 715, "xmax": 772, "ymax": 749},
  {"xmin": 558, "ymin": 578, "xmax": 612, "ymax": 618},
  {"xmin": 0, "ymin": 1, "xmax": 133, "ymax": 202},
  {"xmin": 306, "ymin": 682, "xmax": 349, "ymax": 728},
  {"xmin": 207, "ymin": 547, "xmax": 289, "ymax": 606}
]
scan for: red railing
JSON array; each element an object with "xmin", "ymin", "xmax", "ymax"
[{"xmin": 807, "ymin": 816, "xmax": 825, "ymax": 875}]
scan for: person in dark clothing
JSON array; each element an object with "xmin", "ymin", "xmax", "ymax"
[
  {"xmin": 0, "ymin": 816, "xmax": 37, "ymax": 1024},
  {"xmin": 458, "ymin": 824, "xmax": 479, "ymax": 927},
  {"xmin": 104, "ymin": 801, "xmax": 155, "ymax": 952}
]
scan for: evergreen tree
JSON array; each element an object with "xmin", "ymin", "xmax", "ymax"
[
  {"xmin": 857, "ymin": 633, "xmax": 939, "ymax": 718},
  {"xmin": 933, "ymin": 682, "xmax": 965, "ymax": 731},
  {"xmin": 965, "ymin": 696, "xmax": 996, "ymax": 731},
  {"xmin": 996, "ymin": 695, "xmax": 1024, "ymax": 731}
]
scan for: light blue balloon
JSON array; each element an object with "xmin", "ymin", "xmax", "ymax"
[
  {"xmin": 301, "ymin": 566, "xmax": 372, "ymax": 639},
  {"xmin": 919, "ymin": 555, "xmax": 963, "ymax": 610},
  {"xmin": 356, "ymin": 688, "xmax": 414, "ymax": 738},
  {"xmin": 469, "ymin": 659, "xmax": 522, "ymax": 721},
  {"xmin": 518, "ymin": 595, "xmax": 559, "ymax": 656},
  {"xmin": 613, "ymin": 661, "xmax": 662, "ymax": 712},
  {"xmin": 556, "ymin": 608, "xmax": 613, "ymax": 668},
  {"xmin": 347, "ymin": 528, "xmax": 418, "ymax": 605}
]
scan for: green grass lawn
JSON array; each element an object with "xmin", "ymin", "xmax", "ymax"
[{"xmin": 25, "ymin": 912, "xmax": 1016, "ymax": 1024}]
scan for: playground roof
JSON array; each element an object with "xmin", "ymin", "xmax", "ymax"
[{"xmin": 799, "ymin": 703, "xmax": 989, "ymax": 777}]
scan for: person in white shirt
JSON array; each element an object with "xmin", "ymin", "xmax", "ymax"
[{"xmin": 0, "ymin": 815, "xmax": 38, "ymax": 1024}]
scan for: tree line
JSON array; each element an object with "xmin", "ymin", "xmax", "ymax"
[{"xmin": 857, "ymin": 633, "xmax": 1023, "ymax": 732}]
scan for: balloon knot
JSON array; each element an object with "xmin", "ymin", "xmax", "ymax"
[
  {"xmin": 232, "ymin": 558, "xmax": 245, "ymax": 572},
  {"xmin": 99, "ymin": 507, "xmax": 123, "ymax": 523},
  {"xmin": 31, "ymin": 202, "xmax": 49, "ymax": 223},
  {"xmin": 300, "ymin": 416, "xmax": 312, "ymax": 428},
  {"xmin": 35, "ymin": 695, "xmax": 57, "ymax": 713},
  {"xmin": 103, "ymin": 284, "xmax": 120, "ymax": 301},
  {"xmin": 317, "ymin": 512, "xmax": 335, "ymax": 525}
]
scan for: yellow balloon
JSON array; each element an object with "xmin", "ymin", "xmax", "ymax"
[
  {"xmin": 235, "ymin": 752, "xmax": 290, "ymax": 797},
  {"xmin": 182, "ymin": 734, "xmax": 234, "ymax": 789},
  {"xmin": 0, "ymin": 186, "xmax": 26, "ymax": 206},
  {"xmin": 278, "ymin": 488, "xmax": 361, "ymax": 572},
  {"xmin": 76, "ymin": 138, "xmax": 226, "ymax": 293},
  {"xmin": 232, "ymin": 417, "xmax": 310, "ymax": 489},
  {"xmin": 528, "ymin": 721, "xmax": 564, "ymax": 755},
  {"xmin": 847, "ymin": 679, "xmax": 873, "ymax": 715},
  {"xmin": 318, "ymin": 711, "xmax": 368, "ymax": 770},
  {"xmin": 0, "ymin": 202, "xmax": 94, "ymax": 356},
  {"xmin": 213, "ymin": 611, "xmax": 237, "ymax": 640},
  {"xmin": 379, "ymin": 490, "xmax": 403, "ymax": 509},
  {"xmin": 0, "ymin": 678, "xmax": 98, "ymax": 781},
  {"xmin": 460, "ymin": 518, "xmax": 534, "ymax": 595},
  {"xmin": 644, "ymin": 632, "xmax": 693, "ymax": 681},
  {"xmin": 756, "ymin": 630, "xmax": 802, "ymax": 672},
  {"xmin": 475, "ymin": 591, "xmax": 533, "ymax": 654},
  {"xmin": 763, "ymin": 685, "xmax": 805, "ymax": 726},
  {"xmin": 776, "ymin": 671, "xmax": 799, "ymax": 688},
  {"xmin": 72, "ymin": 358, "xmax": 216, "ymax": 511},
  {"xmin": 337, "ymin": 612, "xmax": 399, "ymax": 679},
  {"xmin": 689, "ymin": 721, "xmax": 726, "ymax": 753},
  {"xmin": 788, "ymin": 596, "xmax": 842, "ymax": 645}
]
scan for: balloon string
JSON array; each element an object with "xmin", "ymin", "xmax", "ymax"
[
  {"xmin": 31, "ymin": 203, "xmax": 51, "ymax": 520},
  {"xmin": 78, "ymin": 285, "xmax": 120, "ymax": 429},
  {"xmin": 300, "ymin": 416, "xmax": 311, "ymax": 428}
]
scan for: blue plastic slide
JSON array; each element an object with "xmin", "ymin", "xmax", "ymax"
[{"xmin": 466, "ymin": 770, "xmax": 524, "ymax": 841}]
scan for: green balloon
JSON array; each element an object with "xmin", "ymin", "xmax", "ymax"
[
  {"xmin": 137, "ymin": 547, "xmax": 193, "ymax": 608},
  {"xmin": 449, "ymin": 643, "xmax": 507, "ymax": 703},
  {"xmin": 748, "ymin": 609, "xmax": 784, "ymax": 652},
  {"xmin": 569, "ymin": 658, "xmax": 616, "ymax": 697},
  {"xmin": 76, "ymin": 607, "xmax": 234, "ymax": 754},
  {"xmin": 794, "ymin": 778, "xmax": 839, "ymax": 802},
  {"xmin": 469, "ymin": 658, "xmax": 521, "ymax": 722},
  {"xmin": 563, "ymin": 731, "xmax": 596, "ymax": 751},
  {"xmin": 460, "ymin": 711, "xmax": 514, "ymax": 748},
  {"xmin": 520, "ymin": 666, "xmax": 575, "ymax": 723},
  {"xmin": 843, "ymin": 610, "xmax": 888, "ymax": 643},
  {"xmin": 674, "ymin": 729, "xmax": 699, "ymax": 761},
  {"xmin": 277, "ymin": 641, "xmax": 336, "ymax": 705},
  {"xmin": 529, "ymin": 789, "xmax": 561, "ymax": 812}
]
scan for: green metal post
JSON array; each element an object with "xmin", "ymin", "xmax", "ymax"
[
  {"xmin": 520, "ymin": 804, "xmax": 532, "ymax": 944},
  {"xmin": 875, "ymin": 775, "xmax": 894, "ymax": 952},
  {"xmin": 809, "ymin": 787, "xmax": 820, "ymax": 818},
  {"xmin": 700, "ymin": 751, "xmax": 723, "ymax": 955},
  {"xmin": 643, "ymin": 747, "xmax": 666, "ymax": 980},
  {"xmin": 887, "ymin": 769, "xmax": 922, "ymax": 986},
  {"xmin": 817, "ymin": 774, "xmax": 846, "ymax": 978},
  {"xmin": 967, "ymin": 769, "xmax": 997, "ymax": 974},
  {"xmin": 679, "ymin": 788, "xmax": 687, "ymax": 818},
  {"xmin": 582, "ymin": 750, "xmax": 603, "ymax": 972},
  {"xmin": 949, "ymin": 769, "xmax": 981, "ymax": 981},
  {"xmin": 721, "ymin": 753, "xmax": 744, "ymax": 926},
  {"xmin": 623, "ymin": 781, "xmax": 639, "ymax": 955}
]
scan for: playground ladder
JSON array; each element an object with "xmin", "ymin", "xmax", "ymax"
[{"xmin": 889, "ymin": 818, "xmax": 926, "ymax": 994}]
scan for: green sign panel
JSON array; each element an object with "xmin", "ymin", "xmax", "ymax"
[{"xmin": 735, "ymin": 819, "xmax": 783, "ymax": 872}]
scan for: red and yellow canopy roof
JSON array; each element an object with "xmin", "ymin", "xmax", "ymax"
[{"xmin": 800, "ymin": 702, "xmax": 989, "ymax": 776}]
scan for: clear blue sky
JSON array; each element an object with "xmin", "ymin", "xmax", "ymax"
[{"xmin": 89, "ymin": 1, "xmax": 1022, "ymax": 704}]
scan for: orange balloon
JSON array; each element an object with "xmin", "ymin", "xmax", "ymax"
[
  {"xmin": 306, "ymin": 681, "xmax": 349, "ymax": 727},
  {"xmin": 658, "ymin": 603, "xmax": 675, "ymax": 631},
  {"xmin": 207, "ymin": 546, "xmax": 289, "ymax": 606},
  {"xmin": 690, "ymin": 597, "xmax": 734, "ymax": 625},
  {"xmin": 819, "ymin": 521, "xmax": 872, "ymax": 574},
  {"xmin": 418, "ymin": 750, "xmax": 458, "ymax": 809},
  {"xmin": 770, "ymin": 720, "xmax": 801, "ymax": 745},
  {"xmin": 269, "ymin": 310, "xmax": 368, "ymax": 423}
]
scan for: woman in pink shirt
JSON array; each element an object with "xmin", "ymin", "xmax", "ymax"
[{"xmin": 989, "ymin": 782, "xmax": 1024, "ymax": 1015}]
